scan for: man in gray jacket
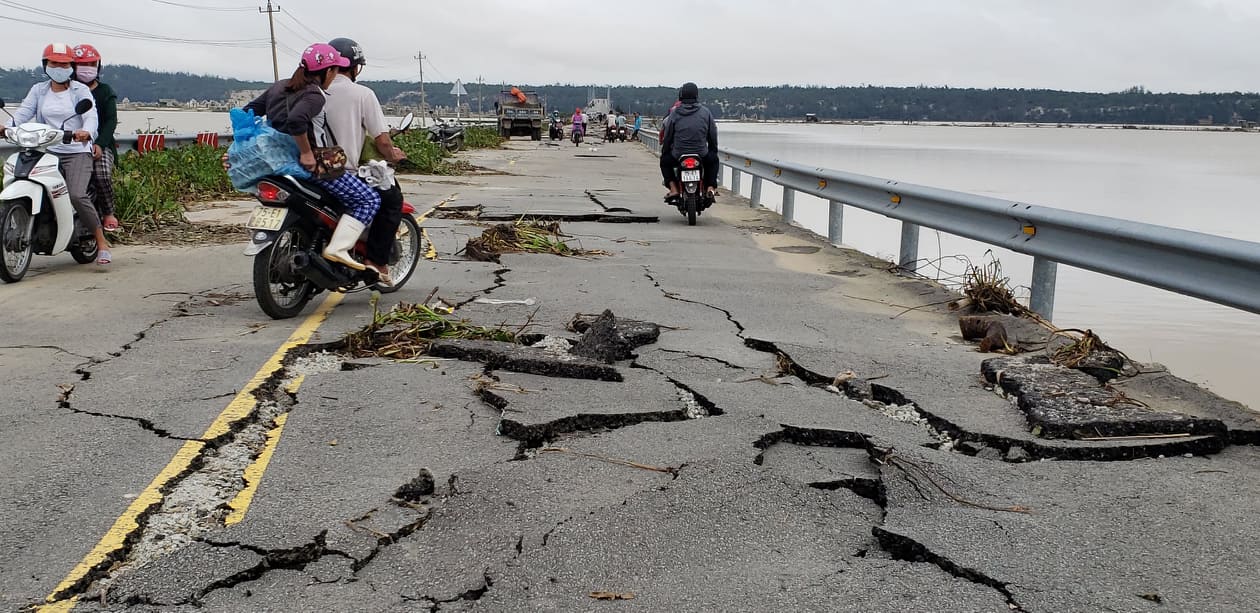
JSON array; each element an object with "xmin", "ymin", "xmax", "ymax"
[{"xmin": 660, "ymin": 82, "xmax": 719, "ymax": 202}]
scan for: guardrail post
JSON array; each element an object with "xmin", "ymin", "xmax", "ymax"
[
  {"xmin": 750, "ymin": 176, "xmax": 763, "ymax": 209},
  {"xmin": 782, "ymin": 188, "xmax": 795, "ymax": 224},
  {"xmin": 731, "ymin": 169, "xmax": 741, "ymax": 196},
  {"xmin": 898, "ymin": 222, "xmax": 920, "ymax": 272},
  {"xmin": 828, "ymin": 200, "xmax": 844, "ymax": 246},
  {"xmin": 1030, "ymin": 257, "xmax": 1058, "ymax": 320}
]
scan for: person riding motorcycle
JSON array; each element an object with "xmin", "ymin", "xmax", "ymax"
[
  {"xmin": 243, "ymin": 43, "xmax": 381, "ymax": 271},
  {"xmin": 0, "ymin": 43, "xmax": 111, "ymax": 264},
  {"xmin": 571, "ymin": 107, "xmax": 585, "ymax": 139},
  {"xmin": 72, "ymin": 43, "xmax": 120, "ymax": 234},
  {"xmin": 660, "ymin": 82, "xmax": 719, "ymax": 203},
  {"xmin": 323, "ymin": 37, "xmax": 407, "ymax": 287}
]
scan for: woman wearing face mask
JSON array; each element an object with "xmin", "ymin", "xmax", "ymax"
[
  {"xmin": 243, "ymin": 43, "xmax": 381, "ymax": 270},
  {"xmin": 0, "ymin": 43, "xmax": 110, "ymax": 264},
  {"xmin": 73, "ymin": 44, "xmax": 120, "ymax": 233}
]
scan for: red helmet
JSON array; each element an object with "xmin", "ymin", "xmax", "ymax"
[
  {"xmin": 73, "ymin": 44, "xmax": 101, "ymax": 64},
  {"xmin": 42, "ymin": 42, "xmax": 74, "ymax": 64}
]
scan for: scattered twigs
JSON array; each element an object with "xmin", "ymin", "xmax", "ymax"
[
  {"xmin": 539, "ymin": 447, "xmax": 678, "ymax": 475},
  {"xmin": 876, "ymin": 448, "xmax": 1032, "ymax": 514}
]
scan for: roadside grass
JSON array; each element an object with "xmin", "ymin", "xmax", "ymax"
[
  {"xmin": 112, "ymin": 144, "xmax": 235, "ymax": 228},
  {"xmin": 110, "ymin": 124, "xmax": 495, "ymax": 230},
  {"xmin": 464, "ymin": 125, "xmax": 504, "ymax": 148}
]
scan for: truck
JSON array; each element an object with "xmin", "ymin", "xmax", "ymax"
[{"xmin": 495, "ymin": 87, "xmax": 544, "ymax": 140}]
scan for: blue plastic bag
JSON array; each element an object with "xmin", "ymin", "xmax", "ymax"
[{"xmin": 227, "ymin": 107, "xmax": 309, "ymax": 191}]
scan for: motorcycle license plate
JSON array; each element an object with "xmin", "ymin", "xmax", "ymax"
[
  {"xmin": 681, "ymin": 170, "xmax": 701, "ymax": 182},
  {"xmin": 245, "ymin": 205, "xmax": 286, "ymax": 231}
]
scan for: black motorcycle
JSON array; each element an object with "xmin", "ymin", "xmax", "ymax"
[
  {"xmin": 549, "ymin": 118, "xmax": 564, "ymax": 140},
  {"xmin": 244, "ymin": 176, "xmax": 423, "ymax": 319},
  {"xmin": 669, "ymin": 154, "xmax": 714, "ymax": 226},
  {"xmin": 427, "ymin": 112, "xmax": 465, "ymax": 153}
]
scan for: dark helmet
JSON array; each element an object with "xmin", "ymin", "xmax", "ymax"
[
  {"xmin": 327, "ymin": 37, "xmax": 366, "ymax": 68},
  {"xmin": 678, "ymin": 82, "xmax": 699, "ymax": 103}
]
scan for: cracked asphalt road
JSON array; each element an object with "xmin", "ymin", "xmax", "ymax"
[{"xmin": 3, "ymin": 139, "xmax": 1258, "ymax": 612}]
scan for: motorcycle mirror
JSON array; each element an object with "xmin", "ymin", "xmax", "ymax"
[
  {"xmin": 0, "ymin": 98, "xmax": 6, "ymax": 109},
  {"xmin": 397, "ymin": 113, "xmax": 414, "ymax": 131},
  {"xmin": 0, "ymin": 98, "xmax": 12, "ymax": 120},
  {"xmin": 74, "ymin": 99, "xmax": 94, "ymax": 115}
]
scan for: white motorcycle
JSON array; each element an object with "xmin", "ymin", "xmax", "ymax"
[{"xmin": 0, "ymin": 97, "xmax": 99, "ymax": 283}]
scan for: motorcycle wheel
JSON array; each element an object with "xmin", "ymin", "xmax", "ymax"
[
  {"xmin": 68, "ymin": 234, "xmax": 99, "ymax": 264},
  {"xmin": 377, "ymin": 215, "xmax": 422, "ymax": 294},
  {"xmin": 684, "ymin": 195, "xmax": 698, "ymax": 226},
  {"xmin": 253, "ymin": 225, "xmax": 317, "ymax": 319},
  {"xmin": 0, "ymin": 200, "xmax": 34, "ymax": 283},
  {"xmin": 443, "ymin": 136, "xmax": 463, "ymax": 154}
]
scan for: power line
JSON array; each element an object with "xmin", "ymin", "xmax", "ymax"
[
  {"xmin": 279, "ymin": 8, "xmax": 326, "ymax": 41},
  {"xmin": 0, "ymin": 0, "xmax": 269, "ymax": 46},
  {"xmin": 150, "ymin": 0, "xmax": 254, "ymax": 11},
  {"xmin": 0, "ymin": 13, "xmax": 268, "ymax": 47}
]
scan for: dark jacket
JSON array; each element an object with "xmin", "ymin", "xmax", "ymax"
[
  {"xmin": 90, "ymin": 81, "xmax": 118, "ymax": 153},
  {"xmin": 662, "ymin": 102, "xmax": 717, "ymax": 159},
  {"xmin": 244, "ymin": 80, "xmax": 326, "ymax": 146}
]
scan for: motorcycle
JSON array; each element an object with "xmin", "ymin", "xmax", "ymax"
[
  {"xmin": 244, "ymin": 175, "xmax": 424, "ymax": 318},
  {"xmin": 427, "ymin": 112, "xmax": 464, "ymax": 153},
  {"xmin": 670, "ymin": 154, "xmax": 714, "ymax": 226},
  {"xmin": 0, "ymin": 97, "xmax": 99, "ymax": 283},
  {"xmin": 571, "ymin": 123, "xmax": 584, "ymax": 147},
  {"xmin": 615, "ymin": 125, "xmax": 629, "ymax": 142},
  {"xmin": 549, "ymin": 118, "xmax": 564, "ymax": 141}
]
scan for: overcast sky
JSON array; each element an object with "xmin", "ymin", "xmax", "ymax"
[{"xmin": 3, "ymin": 0, "xmax": 1259, "ymax": 93}]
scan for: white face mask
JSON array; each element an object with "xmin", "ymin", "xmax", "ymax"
[
  {"xmin": 75, "ymin": 66, "xmax": 98, "ymax": 83},
  {"xmin": 46, "ymin": 66, "xmax": 74, "ymax": 84}
]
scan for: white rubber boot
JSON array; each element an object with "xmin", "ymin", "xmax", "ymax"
[{"xmin": 322, "ymin": 215, "xmax": 367, "ymax": 270}]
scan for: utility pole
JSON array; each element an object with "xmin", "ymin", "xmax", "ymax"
[
  {"xmin": 414, "ymin": 50, "xmax": 426, "ymax": 115},
  {"xmin": 477, "ymin": 75, "xmax": 483, "ymax": 116},
  {"xmin": 259, "ymin": 1, "xmax": 280, "ymax": 81}
]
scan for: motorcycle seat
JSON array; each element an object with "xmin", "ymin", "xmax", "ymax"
[{"xmin": 271, "ymin": 175, "xmax": 341, "ymax": 208}]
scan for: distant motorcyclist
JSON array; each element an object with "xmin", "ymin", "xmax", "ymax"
[
  {"xmin": 571, "ymin": 107, "xmax": 585, "ymax": 138},
  {"xmin": 660, "ymin": 82, "xmax": 718, "ymax": 202},
  {"xmin": 323, "ymin": 37, "xmax": 407, "ymax": 287}
]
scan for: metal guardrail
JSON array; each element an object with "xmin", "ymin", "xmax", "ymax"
[
  {"xmin": 639, "ymin": 128, "xmax": 1260, "ymax": 319},
  {"xmin": 0, "ymin": 132, "xmax": 236, "ymax": 156}
]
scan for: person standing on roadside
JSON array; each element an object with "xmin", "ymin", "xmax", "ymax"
[
  {"xmin": 0, "ymin": 43, "xmax": 111, "ymax": 265},
  {"xmin": 323, "ymin": 37, "xmax": 407, "ymax": 287},
  {"xmin": 73, "ymin": 44, "xmax": 119, "ymax": 233}
]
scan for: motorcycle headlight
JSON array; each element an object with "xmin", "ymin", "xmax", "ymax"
[{"xmin": 17, "ymin": 129, "xmax": 41, "ymax": 148}]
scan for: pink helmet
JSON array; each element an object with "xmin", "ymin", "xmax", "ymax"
[{"xmin": 301, "ymin": 43, "xmax": 350, "ymax": 71}]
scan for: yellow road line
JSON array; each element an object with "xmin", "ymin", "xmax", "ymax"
[
  {"xmin": 223, "ymin": 409, "xmax": 291, "ymax": 525},
  {"xmin": 38, "ymin": 293, "xmax": 344, "ymax": 610},
  {"xmin": 224, "ymin": 201, "xmax": 443, "ymax": 527},
  {"xmin": 422, "ymin": 228, "xmax": 438, "ymax": 260}
]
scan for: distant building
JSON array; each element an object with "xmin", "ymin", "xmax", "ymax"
[{"xmin": 227, "ymin": 89, "xmax": 265, "ymax": 108}]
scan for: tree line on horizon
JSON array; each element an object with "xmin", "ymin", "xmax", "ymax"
[{"xmin": 3, "ymin": 65, "xmax": 1258, "ymax": 126}]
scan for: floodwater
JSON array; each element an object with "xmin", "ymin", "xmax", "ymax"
[
  {"xmin": 117, "ymin": 111, "xmax": 1259, "ymax": 408},
  {"xmin": 719, "ymin": 122, "xmax": 1260, "ymax": 409}
]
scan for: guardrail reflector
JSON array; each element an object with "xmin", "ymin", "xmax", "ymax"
[
  {"xmin": 1023, "ymin": 225, "xmax": 1037, "ymax": 236},
  {"xmin": 744, "ymin": 159, "xmax": 751, "ymax": 167},
  {"xmin": 818, "ymin": 179, "xmax": 828, "ymax": 189},
  {"xmin": 890, "ymin": 194, "xmax": 902, "ymax": 204},
  {"xmin": 774, "ymin": 168, "xmax": 782, "ymax": 177}
]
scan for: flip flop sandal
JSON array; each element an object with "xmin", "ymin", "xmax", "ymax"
[{"xmin": 97, "ymin": 250, "xmax": 112, "ymax": 265}]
